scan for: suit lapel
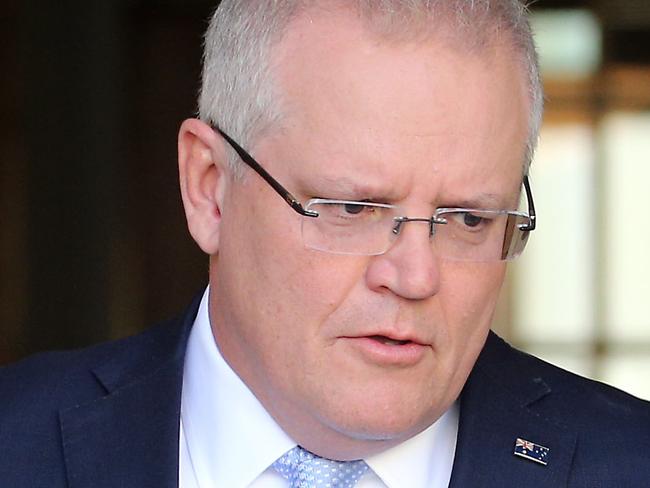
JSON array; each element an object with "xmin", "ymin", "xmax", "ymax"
[
  {"xmin": 449, "ymin": 332, "xmax": 577, "ymax": 487},
  {"xmin": 59, "ymin": 297, "xmax": 199, "ymax": 488}
]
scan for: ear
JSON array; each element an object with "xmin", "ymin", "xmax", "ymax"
[{"xmin": 178, "ymin": 118, "xmax": 228, "ymax": 255}]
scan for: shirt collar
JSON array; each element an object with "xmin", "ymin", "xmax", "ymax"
[
  {"xmin": 181, "ymin": 287, "xmax": 295, "ymax": 488},
  {"xmin": 365, "ymin": 404, "xmax": 458, "ymax": 488},
  {"xmin": 182, "ymin": 286, "xmax": 458, "ymax": 488}
]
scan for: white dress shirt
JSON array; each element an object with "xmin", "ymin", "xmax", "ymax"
[{"xmin": 180, "ymin": 287, "xmax": 459, "ymax": 488}]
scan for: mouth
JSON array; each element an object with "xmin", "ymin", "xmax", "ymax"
[
  {"xmin": 367, "ymin": 335, "xmax": 413, "ymax": 346},
  {"xmin": 340, "ymin": 334, "xmax": 429, "ymax": 366}
]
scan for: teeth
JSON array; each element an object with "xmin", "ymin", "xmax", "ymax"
[{"xmin": 371, "ymin": 335, "xmax": 409, "ymax": 346}]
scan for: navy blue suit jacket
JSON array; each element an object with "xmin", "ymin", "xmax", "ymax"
[{"xmin": 2, "ymin": 294, "xmax": 650, "ymax": 487}]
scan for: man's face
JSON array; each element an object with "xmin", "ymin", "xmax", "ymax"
[{"xmin": 209, "ymin": 11, "xmax": 529, "ymax": 458}]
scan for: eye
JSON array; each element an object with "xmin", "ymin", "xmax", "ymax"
[
  {"xmin": 343, "ymin": 203, "xmax": 366, "ymax": 215},
  {"xmin": 463, "ymin": 213, "xmax": 484, "ymax": 228},
  {"xmin": 443, "ymin": 211, "xmax": 493, "ymax": 231},
  {"xmin": 306, "ymin": 199, "xmax": 394, "ymax": 226}
]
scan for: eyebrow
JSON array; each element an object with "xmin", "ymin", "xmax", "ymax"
[
  {"xmin": 312, "ymin": 174, "xmax": 518, "ymax": 209},
  {"xmin": 450, "ymin": 192, "xmax": 518, "ymax": 210},
  {"xmin": 313, "ymin": 174, "xmax": 389, "ymax": 199}
]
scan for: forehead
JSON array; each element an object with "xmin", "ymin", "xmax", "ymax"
[{"xmin": 265, "ymin": 7, "xmax": 529, "ymax": 200}]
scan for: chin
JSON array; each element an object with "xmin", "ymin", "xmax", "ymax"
[{"xmin": 326, "ymin": 395, "xmax": 439, "ymax": 444}]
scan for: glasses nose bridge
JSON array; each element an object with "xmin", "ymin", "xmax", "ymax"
[{"xmin": 391, "ymin": 216, "xmax": 445, "ymax": 238}]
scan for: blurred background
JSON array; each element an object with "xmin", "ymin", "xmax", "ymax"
[{"xmin": 1, "ymin": 0, "xmax": 649, "ymax": 399}]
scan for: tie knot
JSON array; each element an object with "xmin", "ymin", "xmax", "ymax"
[{"xmin": 272, "ymin": 446, "xmax": 369, "ymax": 488}]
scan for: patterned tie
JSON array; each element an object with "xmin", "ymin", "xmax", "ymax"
[{"xmin": 272, "ymin": 445, "xmax": 369, "ymax": 488}]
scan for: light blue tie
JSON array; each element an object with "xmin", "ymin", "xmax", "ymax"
[{"xmin": 272, "ymin": 445, "xmax": 369, "ymax": 488}]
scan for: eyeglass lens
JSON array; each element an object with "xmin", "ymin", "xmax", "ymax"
[{"xmin": 301, "ymin": 200, "xmax": 531, "ymax": 261}]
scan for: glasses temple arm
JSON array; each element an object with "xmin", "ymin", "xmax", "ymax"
[
  {"xmin": 521, "ymin": 175, "xmax": 537, "ymax": 231},
  {"xmin": 214, "ymin": 126, "xmax": 318, "ymax": 218}
]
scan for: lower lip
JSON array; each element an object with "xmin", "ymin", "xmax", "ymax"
[{"xmin": 341, "ymin": 337, "xmax": 429, "ymax": 366}]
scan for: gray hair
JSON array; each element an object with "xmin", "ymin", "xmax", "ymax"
[{"xmin": 199, "ymin": 0, "xmax": 543, "ymax": 175}]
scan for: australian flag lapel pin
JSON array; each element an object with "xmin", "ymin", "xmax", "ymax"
[{"xmin": 514, "ymin": 438, "xmax": 550, "ymax": 466}]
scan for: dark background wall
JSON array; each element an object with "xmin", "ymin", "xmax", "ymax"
[
  {"xmin": 1, "ymin": 0, "xmax": 216, "ymax": 363},
  {"xmin": 2, "ymin": 0, "xmax": 650, "ymax": 365}
]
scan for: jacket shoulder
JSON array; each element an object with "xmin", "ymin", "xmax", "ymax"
[
  {"xmin": 0, "ymin": 298, "xmax": 197, "ymax": 486},
  {"xmin": 0, "ymin": 317, "xmax": 185, "ymax": 412},
  {"xmin": 481, "ymin": 333, "xmax": 650, "ymax": 484},
  {"xmin": 498, "ymin": 337, "xmax": 649, "ymax": 424},
  {"xmin": 482, "ymin": 333, "xmax": 650, "ymax": 417}
]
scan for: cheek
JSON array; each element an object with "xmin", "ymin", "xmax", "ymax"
[
  {"xmin": 443, "ymin": 259, "xmax": 505, "ymax": 301},
  {"xmin": 439, "ymin": 261, "xmax": 506, "ymax": 339},
  {"xmin": 429, "ymin": 262, "xmax": 506, "ymax": 393},
  {"xmin": 220, "ymin": 193, "xmax": 368, "ymax": 341},
  {"xmin": 225, "ymin": 249, "xmax": 372, "ymax": 406},
  {"xmin": 273, "ymin": 254, "xmax": 371, "ymax": 346},
  {"xmin": 224, "ymin": 181, "xmax": 368, "ymax": 309}
]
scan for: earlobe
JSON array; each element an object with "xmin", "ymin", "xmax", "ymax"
[{"xmin": 178, "ymin": 118, "xmax": 228, "ymax": 255}]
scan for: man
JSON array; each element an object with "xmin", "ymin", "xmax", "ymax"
[{"xmin": 2, "ymin": 1, "xmax": 649, "ymax": 487}]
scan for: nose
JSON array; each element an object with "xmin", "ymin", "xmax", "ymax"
[{"xmin": 365, "ymin": 218, "xmax": 440, "ymax": 300}]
